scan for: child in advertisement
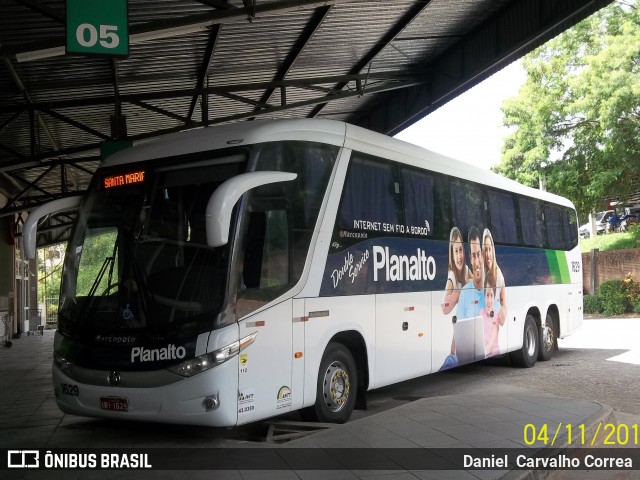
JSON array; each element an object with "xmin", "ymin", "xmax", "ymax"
[
  {"xmin": 482, "ymin": 228, "xmax": 507, "ymax": 327},
  {"xmin": 442, "ymin": 227, "xmax": 472, "ymax": 315},
  {"xmin": 439, "ymin": 227, "xmax": 472, "ymax": 370},
  {"xmin": 481, "ymin": 272, "xmax": 501, "ymax": 357}
]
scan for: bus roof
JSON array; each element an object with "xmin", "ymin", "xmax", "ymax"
[{"xmin": 102, "ymin": 118, "xmax": 575, "ymax": 210}]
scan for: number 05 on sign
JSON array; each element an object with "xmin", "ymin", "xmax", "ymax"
[{"xmin": 66, "ymin": 0, "xmax": 129, "ymax": 57}]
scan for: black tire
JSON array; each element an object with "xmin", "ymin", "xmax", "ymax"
[
  {"xmin": 538, "ymin": 313, "xmax": 556, "ymax": 361},
  {"xmin": 303, "ymin": 342, "xmax": 357, "ymax": 424},
  {"xmin": 510, "ymin": 315, "xmax": 538, "ymax": 368}
]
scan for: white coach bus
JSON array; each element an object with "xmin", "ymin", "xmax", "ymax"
[{"xmin": 23, "ymin": 119, "xmax": 582, "ymax": 426}]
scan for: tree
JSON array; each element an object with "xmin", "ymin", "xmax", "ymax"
[
  {"xmin": 37, "ymin": 243, "xmax": 66, "ymax": 323},
  {"xmin": 494, "ymin": 1, "xmax": 640, "ymax": 220}
]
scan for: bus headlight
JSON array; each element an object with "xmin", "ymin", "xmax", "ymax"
[
  {"xmin": 168, "ymin": 332, "xmax": 257, "ymax": 378},
  {"xmin": 54, "ymin": 351, "xmax": 73, "ymax": 370}
]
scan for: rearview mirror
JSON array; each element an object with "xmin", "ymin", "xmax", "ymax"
[
  {"xmin": 206, "ymin": 171, "xmax": 296, "ymax": 247},
  {"xmin": 22, "ymin": 196, "xmax": 82, "ymax": 259}
]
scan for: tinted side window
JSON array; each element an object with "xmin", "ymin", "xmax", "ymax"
[
  {"xmin": 450, "ymin": 180, "xmax": 486, "ymax": 240},
  {"xmin": 237, "ymin": 206, "xmax": 292, "ymax": 319},
  {"xmin": 237, "ymin": 141, "xmax": 338, "ymax": 318},
  {"xmin": 488, "ymin": 190, "xmax": 518, "ymax": 244},
  {"xmin": 563, "ymin": 207, "xmax": 579, "ymax": 250},
  {"xmin": 544, "ymin": 203, "xmax": 564, "ymax": 250},
  {"xmin": 338, "ymin": 155, "xmax": 399, "ymax": 229},
  {"xmin": 520, "ymin": 197, "xmax": 545, "ymax": 247},
  {"xmin": 254, "ymin": 141, "xmax": 338, "ymax": 280},
  {"xmin": 401, "ymin": 168, "xmax": 434, "ymax": 237}
]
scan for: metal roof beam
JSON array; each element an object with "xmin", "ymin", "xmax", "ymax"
[
  {"xmin": 308, "ymin": 1, "xmax": 431, "ymax": 118},
  {"xmin": 6, "ymin": 0, "xmax": 345, "ymax": 62},
  {"xmin": 0, "ymin": 74, "xmax": 424, "ymax": 175},
  {"xmin": 0, "ymin": 72, "xmax": 418, "ymax": 113},
  {"xmin": 0, "ymin": 191, "xmax": 80, "ymax": 218},
  {"xmin": 40, "ymin": 108, "xmax": 111, "ymax": 141},
  {"xmin": 0, "ymin": 142, "xmax": 26, "ymax": 161},
  {"xmin": 250, "ymin": 4, "xmax": 332, "ymax": 117},
  {"xmin": 188, "ymin": 0, "xmax": 233, "ymax": 123},
  {"xmin": 4, "ymin": 164, "xmax": 56, "ymax": 207},
  {"xmin": 130, "ymin": 100, "xmax": 191, "ymax": 124},
  {"xmin": 13, "ymin": 0, "xmax": 65, "ymax": 24},
  {"xmin": 3, "ymin": 58, "xmax": 59, "ymax": 152},
  {"xmin": 0, "ymin": 143, "xmax": 103, "ymax": 172},
  {"xmin": 195, "ymin": 0, "xmax": 238, "ymax": 10},
  {"xmin": 34, "ymin": 220, "xmax": 75, "ymax": 236},
  {"xmin": 0, "ymin": 153, "xmax": 100, "ymax": 175},
  {"xmin": 66, "ymin": 161, "xmax": 97, "ymax": 177},
  {"xmin": 6, "ymin": 170, "xmax": 55, "ymax": 199},
  {"xmin": 350, "ymin": 0, "xmax": 614, "ymax": 135},
  {"xmin": 131, "ymin": 77, "xmax": 424, "ymax": 136},
  {"xmin": 188, "ymin": 22, "xmax": 225, "ymax": 123},
  {"xmin": 0, "ymin": 111, "xmax": 24, "ymax": 135}
]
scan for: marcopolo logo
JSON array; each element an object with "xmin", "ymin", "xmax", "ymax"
[{"xmin": 130, "ymin": 344, "xmax": 186, "ymax": 363}]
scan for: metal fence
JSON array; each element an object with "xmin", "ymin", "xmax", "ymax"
[{"xmin": 44, "ymin": 297, "xmax": 58, "ymax": 326}]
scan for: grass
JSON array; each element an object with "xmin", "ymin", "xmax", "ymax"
[{"xmin": 580, "ymin": 226, "xmax": 640, "ymax": 253}]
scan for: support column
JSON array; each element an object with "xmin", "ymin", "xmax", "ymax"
[
  {"xmin": 0, "ymin": 217, "xmax": 16, "ymax": 336},
  {"xmin": 590, "ymin": 248, "xmax": 599, "ymax": 294}
]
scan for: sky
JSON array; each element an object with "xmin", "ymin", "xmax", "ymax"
[{"xmin": 395, "ymin": 60, "xmax": 527, "ymax": 171}]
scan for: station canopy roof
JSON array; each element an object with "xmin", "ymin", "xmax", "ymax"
[{"xmin": 0, "ymin": 0, "xmax": 612, "ymax": 247}]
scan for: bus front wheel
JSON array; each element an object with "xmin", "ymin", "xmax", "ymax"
[
  {"xmin": 304, "ymin": 342, "xmax": 357, "ymax": 424},
  {"xmin": 510, "ymin": 315, "xmax": 538, "ymax": 368}
]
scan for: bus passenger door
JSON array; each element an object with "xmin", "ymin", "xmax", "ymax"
[
  {"xmin": 237, "ymin": 301, "xmax": 293, "ymax": 423},
  {"xmin": 374, "ymin": 292, "xmax": 431, "ymax": 387},
  {"xmin": 291, "ymin": 298, "xmax": 305, "ymax": 411},
  {"xmin": 235, "ymin": 206, "xmax": 294, "ymax": 424}
]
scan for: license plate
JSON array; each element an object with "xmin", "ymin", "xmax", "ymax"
[{"xmin": 100, "ymin": 397, "xmax": 129, "ymax": 412}]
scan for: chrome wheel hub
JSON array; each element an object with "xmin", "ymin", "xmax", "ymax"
[{"xmin": 323, "ymin": 360, "xmax": 350, "ymax": 412}]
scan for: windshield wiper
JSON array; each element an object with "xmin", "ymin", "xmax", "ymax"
[
  {"xmin": 131, "ymin": 259, "xmax": 162, "ymax": 338},
  {"xmin": 75, "ymin": 235, "xmax": 120, "ymax": 335},
  {"xmin": 88, "ymin": 255, "xmax": 114, "ymax": 298}
]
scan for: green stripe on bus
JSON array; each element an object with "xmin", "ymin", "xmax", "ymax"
[
  {"xmin": 546, "ymin": 250, "xmax": 570, "ymax": 284},
  {"xmin": 546, "ymin": 250, "xmax": 561, "ymax": 283},
  {"xmin": 556, "ymin": 250, "xmax": 571, "ymax": 283}
]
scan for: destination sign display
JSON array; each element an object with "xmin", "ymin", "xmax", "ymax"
[{"xmin": 103, "ymin": 171, "xmax": 145, "ymax": 189}]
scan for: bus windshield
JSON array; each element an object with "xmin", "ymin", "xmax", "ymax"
[
  {"xmin": 59, "ymin": 154, "xmax": 246, "ymax": 342},
  {"xmin": 57, "ymin": 140, "xmax": 339, "ymax": 345}
]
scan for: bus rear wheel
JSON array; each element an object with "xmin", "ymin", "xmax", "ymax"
[
  {"xmin": 303, "ymin": 342, "xmax": 357, "ymax": 424},
  {"xmin": 538, "ymin": 314, "xmax": 556, "ymax": 361},
  {"xmin": 510, "ymin": 315, "xmax": 538, "ymax": 368}
]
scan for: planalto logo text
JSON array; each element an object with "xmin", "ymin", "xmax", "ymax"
[
  {"xmin": 131, "ymin": 344, "xmax": 186, "ymax": 363},
  {"xmin": 372, "ymin": 246, "xmax": 436, "ymax": 282}
]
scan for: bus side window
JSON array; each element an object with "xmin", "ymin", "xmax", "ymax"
[
  {"xmin": 401, "ymin": 168, "xmax": 435, "ymax": 237},
  {"xmin": 487, "ymin": 190, "xmax": 518, "ymax": 245},
  {"xmin": 338, "ymin": 155, "xmax": 399, "ymax": 230},
  {"xmin": 450, "ymin": 179, "xmax": 487, "ymax": 240},
  {"xmin": 563, "ymin": 208, "xmax": 579, "ymax": 250},
  {"xmin": 519, "ymin": 197, "xmax": 545, "ymax": 248},
  {"xmin": 237, "ymin": 208, "xmax": 291, "ymax": 318},
  {"xmin": 544, "ymin": 203, "xmax": 565, "ymax": 250}
]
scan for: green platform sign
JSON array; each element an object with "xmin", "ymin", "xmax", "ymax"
[{"xmin": 66, "ymin": 0, "xmax": 129, "ymax": 57}]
